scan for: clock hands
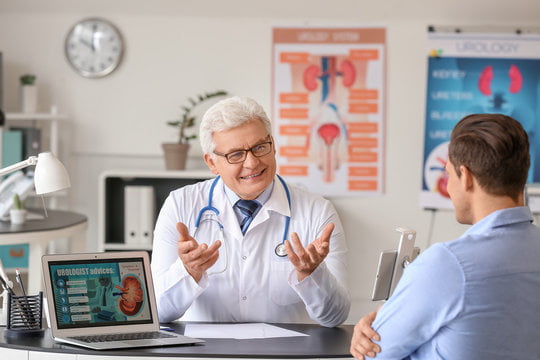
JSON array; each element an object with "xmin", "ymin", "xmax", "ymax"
[
  {"xmin": 90, "ymin": 23, "xmax": 98, "ymax": 53},
  {"xmin": 79, "ymin": 24, "xmax": 100, "ymax": 53},
  {"xmin": 79, "ymin": 37, "xmax": 93, "ymax": 52}
]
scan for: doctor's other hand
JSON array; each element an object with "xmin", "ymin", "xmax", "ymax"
[
  {"xmin": 285, "ymin": 222, "xmax": 334, "ymax": 281},
  {"xmin": 176, "ymin": 222, "xmax": 221, "ymax": 283},
  {"xmin": 350, "ymin": 310, "xmax": 381, "ymax": 359}
]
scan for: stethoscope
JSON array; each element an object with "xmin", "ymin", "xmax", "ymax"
[{"xmin": 194, "ymin": 175, "xmax": 291, "ymax": 258}]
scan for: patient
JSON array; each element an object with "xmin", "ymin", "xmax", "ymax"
[{"xmin": 350, "ymin": 114, "xmax": 540, "ymax": 359}]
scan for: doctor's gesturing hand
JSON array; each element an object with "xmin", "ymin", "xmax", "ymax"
[
  {"xmin": 176, "ymin": 222, "xmax": 221, "ymax": 283},
  {"xmin": 285, "ymin": 222, "xmax": 334, "ymax": 281}
]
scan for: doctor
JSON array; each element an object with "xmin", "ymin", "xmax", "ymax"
[
  {"xmin": 91, "ymin": 276, "xmax": 115, "ymax": 314},
  {"xmin": 151, "ymin": 96, "xmax": 350, "ymax": 327}
]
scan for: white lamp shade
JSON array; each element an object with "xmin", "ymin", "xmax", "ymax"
[{"xmin": 33, "ymin": 152, "xmax": 71, "ymax": 195}]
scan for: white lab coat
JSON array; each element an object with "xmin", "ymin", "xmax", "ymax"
[
  {"xmin": 93, "ymin": 283, "xmax": 115, "ymax": 312},
  {"xmin": 151, "ymin": 176, "xmax": 350, "ymax": 327}
]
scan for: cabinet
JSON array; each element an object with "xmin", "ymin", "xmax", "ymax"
[{"xmin": 98, "ymin": 169, "xmax": 214, "ymax": 251}]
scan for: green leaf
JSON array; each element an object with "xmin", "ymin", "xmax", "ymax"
[
  {"xmin": 13, "ymin": 194, "xmax": 25, "ymax": 209},
  {"xmin": 20, "ymin": 74, "xmax": 36, "ymax": 85}
]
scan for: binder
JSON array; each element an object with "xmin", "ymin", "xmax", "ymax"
[
  {"xmin": 10, "ymin": 127, "xmax": 41, "ymax": 159},
  {"xmin": 2, "ymin": 130, "xmax": 23, "ymax": 168},
  {"xmin": 123, "ymin": 185, "xmax": 155, "ymax": 246}
]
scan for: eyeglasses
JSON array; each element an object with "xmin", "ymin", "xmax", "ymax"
[{"xmin": 214, "ymin": 140, "xmax": 273, "ymax": 164}]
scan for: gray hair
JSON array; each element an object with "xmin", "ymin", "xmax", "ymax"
[{"xmin": 199, "ymin": 96, "xmax": 273, "ymax": 155}]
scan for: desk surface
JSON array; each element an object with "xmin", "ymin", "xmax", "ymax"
[
  {"xmin": 0, "ymin": 209, "xmax": 87, "ymax": 234},
  {"xmin": 0, "ymin": 323, "xmax": 354, "ymax": 358}
]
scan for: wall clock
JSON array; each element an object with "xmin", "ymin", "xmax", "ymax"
[{"xmin": 65, "ymin": 18, "xmax": 124, "ymax": 78}]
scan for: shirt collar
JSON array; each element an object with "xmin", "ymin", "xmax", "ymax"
[
  {"xmin": 464, "ymin": 206, "xmax": 533, "ymax": 236},
  {"xmin": 223, "ymin": 180, "xmax": 274, "ymax": 206}
]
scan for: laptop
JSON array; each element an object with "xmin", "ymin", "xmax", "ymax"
[{"xmin": 41, "ymin": 251, "xmax": 204, "ymax": 350}]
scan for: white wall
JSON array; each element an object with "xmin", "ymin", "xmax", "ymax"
[{"xmin": 1, "ymin": 0, "xmax": 539, "ymax": 324}]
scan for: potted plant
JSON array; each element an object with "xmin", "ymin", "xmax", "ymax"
[
  {"xmin": 20, "ymin": 74, "xmax": 36, "ymax": 85},
  {"xmin": 10, "ymin": 194, "xmax": 27, "ymax": 225},
  {"xmin": 162, "ymin": 90, "xmax": 228, "ymax": 170},
  {"xmin": 20, "ymin": 73, "xmax": 37, "ymax": 113}
]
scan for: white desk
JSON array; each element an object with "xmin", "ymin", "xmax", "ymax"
[{"xmin": 0, "ymin": 209, "xmax": 88, "ymax": 294}]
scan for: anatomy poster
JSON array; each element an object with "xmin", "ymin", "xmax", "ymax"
[
  {"xmin": 272, "ymin": 27, "xmax": 386, "ymax": 197},
  {"xmin": 421, "ymin": 31, "xmax": 540, "ymax": 209}
]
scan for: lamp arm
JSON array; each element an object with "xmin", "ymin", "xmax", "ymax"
[{"xmin": 0, "ymin": 156, "xmax": 38, "ymax": 177}]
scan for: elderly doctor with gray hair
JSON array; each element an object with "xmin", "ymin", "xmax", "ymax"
[{"xmin": 151, "ymin": 96, "xmax": 350, "ymax": 327}]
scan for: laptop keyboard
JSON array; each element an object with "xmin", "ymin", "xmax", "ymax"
[{"xmin": 72, "ymin": 331, "xmax": 176, "ymax": 343}]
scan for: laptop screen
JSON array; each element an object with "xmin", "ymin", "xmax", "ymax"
[{"xmin": 45, "ymin": 256, "xmax": 154, "ymax": 330}]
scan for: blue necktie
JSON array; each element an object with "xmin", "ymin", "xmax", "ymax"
[
  {"xmin": 236, "ymin": 200, "xmax": 260, "ymax": 234},
  {"xmin": 102, "ymin": 287, "xmax": 107, "ymax": 306}
]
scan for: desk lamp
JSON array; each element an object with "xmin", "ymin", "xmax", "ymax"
[{"xmin": 0, "ymin": 152, "xmax": 70, "ymax": 194}]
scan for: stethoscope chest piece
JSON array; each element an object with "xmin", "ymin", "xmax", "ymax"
[{"xmin": 275, "ymin": 243, "xmax": 287, "ymax": 257}]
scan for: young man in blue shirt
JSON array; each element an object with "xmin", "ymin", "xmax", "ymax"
[{"xmin": 351, "ymin": 113, "xmax": 540, "ymax": 359}]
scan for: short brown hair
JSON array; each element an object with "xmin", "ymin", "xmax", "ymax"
[{"xmin": 448, "ymin": 114, "xmax": 530, "ymax": 200}]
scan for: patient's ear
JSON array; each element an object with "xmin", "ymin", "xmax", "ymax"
[{"xmin": 459, "ymin": 165, "xmax": 474, "ymax": 191}]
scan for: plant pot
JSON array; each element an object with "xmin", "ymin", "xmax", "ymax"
[
  {"xmin": 162, "ymin": 143, "xmax": 190, "ymax": 170},
  {"xmin": 21, "ymin": 85, "xmax": 38, "ymax": 113},
  {"xmin": 10, "ymin": 209, "xmax": 27, "ymax": 225}
]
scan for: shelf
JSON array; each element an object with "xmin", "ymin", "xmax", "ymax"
[
  {"xmin": 5, "ymin": 112, "xmax": 66, "ymax": 121},
  {"xmin": 3, "ymin": 107, "xmax": 66, "ymax": 157},
  {"xmin": 0, "ymin": 107, "xmax": 68, "ymax": 220},
  {"xmin": 100, "ymin": 168, "xmax": 214, "ymax": 179},
  {"xmin": 98, "ymin": 169, "xmax": 214, "ymax": 252},
  {"xmin": 103, "ymin": 243, "xmax": 153, "ymax": 251}
]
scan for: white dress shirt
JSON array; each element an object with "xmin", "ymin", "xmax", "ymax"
[{"xmin": 151, "ymin": 176, "xmax": 350, "ymax": 327}]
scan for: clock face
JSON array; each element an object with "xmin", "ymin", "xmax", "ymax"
[{"xmin": 65, "ymin": 18, "xmax": 124, "ymax": 78}]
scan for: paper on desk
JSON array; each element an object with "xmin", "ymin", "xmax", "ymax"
[{"xmin": 184, "ymin": 323, "xmax": 309, "ymax": 339}]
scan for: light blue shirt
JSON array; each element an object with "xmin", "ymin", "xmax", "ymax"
[{"xmin": 371, "ymin": 206, "xmax": 540, "ymax": 360}]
